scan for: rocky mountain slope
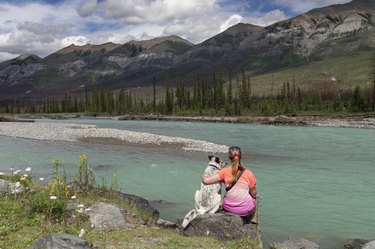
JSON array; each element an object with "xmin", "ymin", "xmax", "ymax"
[{"xmin": 0, "ymin": 0, "xmax": 375, "ymax": 102}]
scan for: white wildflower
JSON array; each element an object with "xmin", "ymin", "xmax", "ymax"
[
  {"xmin": 13, "ymin": 170, "xmax": 21, "ymax": 175},
  {"xmin": 15, "ymin": 181, "xmax": 21, "ymax": 188},
  {"xmin": 76, "ymin": 209, "xmax": 83, "ymax": 213},
  {"xmin": 23, "ymin": 174, "xmax": 28, "ymax": 177},
  {"xmin": 330, "ymin": 76, "xmax": 337, "ymax": 82},
  {"xmin": 71, "ymin": 195, "xmax": 76, "ymax": 199},
  {"xmin": 77, "ymin": 204, "xmax": 85, "ymax": 208},
  {"xmin": 25, "ymin": 167, "xmax": 31, "ymax": 172},
  {"xmin": 50, "ymin": 196, "xmax": 57, "ymax": 200},
  {"xmin": 85, "ymin": 208, "xmax": 91, "ymax": 212},
  {"xmin": 79, "ymin": 229, "xmax": 85, "ymax": 238}
]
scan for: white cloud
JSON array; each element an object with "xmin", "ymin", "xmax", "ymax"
[
  {"xmin": 220, "ymin": 14, "xmax": 243, "ymax": 32},
  {"xmin": 255, "ymin": 9, "xmax": 289, "ymax": 27},
  {"xmin": 77, "ymin": 0, "xmax": 98, "ymax": 17},
  {"xmin": 102, "ymin": 0, "xmax": 218, "ymax": 24},
  {"xmin": 0, "ymin": 51, "xmax": 19, "ymax": 62},
  {"xmin": 18, "ymin": 22, "xmax": 71, "ymax": 36},
  {"xmin": 61, "ymin": 36, "xmax": 91, "ymax": 47}
]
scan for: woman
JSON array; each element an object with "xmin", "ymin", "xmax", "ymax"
[{"xmin": 201, "ymin": 146, "xmax": 257, "ymax": 217}]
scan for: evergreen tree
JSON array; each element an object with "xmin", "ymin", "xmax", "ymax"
[
  {"xmin": 350, "ymin": 85, "xmax": 365, "ymax": 113},
  {"xmin": 153, "ymin": 77, "xmax": 156, "ymax": 111},
  {"xmin": 165, "ymin": 84, "xmax": 173, "ymax": 114},
  {"xmin": 227, "ymin": 74, "xmax": 233, "ymax": 105}
]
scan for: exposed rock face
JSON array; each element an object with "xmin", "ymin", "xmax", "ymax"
[
  {"xmin": 181, "ymin": 212, "xmax": 259, "ymax": 241},
  {"xmin": 30, "ymin": 233, "xmax": 98, "ymax": 249},
  {"xmin": 273, "ymin": 236, "xmax": 320, "ymax": 249},
  {"xmin": 1, "ymin": 1, "xmax": 375, "ymax": 101}
]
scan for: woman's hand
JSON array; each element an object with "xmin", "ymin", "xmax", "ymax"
[
  {"xmin": 250, "ymin": 186, "xmax": 257, "ymax": 199},
  {"xmin": 201, "ymin": 173, "xmax": 221, "ymax": 185}
]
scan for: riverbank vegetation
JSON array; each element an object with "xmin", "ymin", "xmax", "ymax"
[
  {"xmin": 0, "ymin": 155, "xmax": 261, "ymax": 249},
  {"xmin": 1, "ymin": 69, "xmax": 374, "ymax": 117}
]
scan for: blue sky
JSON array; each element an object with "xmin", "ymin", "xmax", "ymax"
[{"xmin": 0, "ymin": 0, "xmax": 351, "ymax": 62}]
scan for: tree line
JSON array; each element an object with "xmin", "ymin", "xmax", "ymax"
[{"xmin": 1, "ymin": 71, "xmax": 375, "ymax": 116}]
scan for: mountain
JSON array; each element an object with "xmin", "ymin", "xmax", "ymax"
[{"xmin": 1, "ymin": 0, "xmax": 375, "ymax": 102}]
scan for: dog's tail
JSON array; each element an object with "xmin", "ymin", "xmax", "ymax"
[{"xmin": 181, "ymin": 209, "xmax": 198, "ymax": 229}]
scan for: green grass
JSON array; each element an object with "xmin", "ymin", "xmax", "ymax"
[{"xmin": 248, "ymin": 50, "xmax": 374, "ymax": 97}]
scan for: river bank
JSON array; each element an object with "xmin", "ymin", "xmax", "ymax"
[
  {"xmin": 2, "ymin": 113, "xmax": 375, "ymax": 129},
  {"xmin": 117, "ymin": 113, "xmax": 375, "ymax": 129}
]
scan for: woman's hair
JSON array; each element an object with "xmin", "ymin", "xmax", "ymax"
[{"xmin": 228, "ymin": 146, "xmax": 243, "ymax": 184}]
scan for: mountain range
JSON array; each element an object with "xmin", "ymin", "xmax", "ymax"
[{"xmin": 1, "ymin": 0, "xmax": 375, "ymax": 103}]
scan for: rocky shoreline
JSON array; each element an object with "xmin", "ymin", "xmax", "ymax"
[
  {"xmin": 2, "ymin": 113, "xmax": 375, "ymax": 129},
  {"xmin": 117, "ymin": 114, "xmax": 375, "ymax": 129}
]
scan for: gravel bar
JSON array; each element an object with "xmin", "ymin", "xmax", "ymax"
[{"xmin": 0, "ymin": 122, "xmax": 229, "ymax": 153}]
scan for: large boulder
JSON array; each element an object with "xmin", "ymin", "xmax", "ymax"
[
  {"xmin": 273, "ymin": 236, "xmax": 320, "ymax": 249},
  {"xmin": 181, "ymin": 212, "xmax": 259, "ymax": 241},
  {"xmin": 86, "ymin": 202, "xmax": 129, "ymax": 231},
  {"xmin": 117, "ymin": 192, "xmax": 159, "ymax": 222},
  {"xmin": 344, "ymin": 239, "xmax": 370, "ymax": 249},
  {"xmin": 30, "ymin": 233, "xmax": 97, "ymax": 249},
  {"xmin": 362, "ymin": 241, "xmax": 375, "ymax": 249}
]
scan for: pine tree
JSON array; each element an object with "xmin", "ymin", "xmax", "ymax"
[
  {"xmin": 350, "ymin": 85, "xmax": 365, "ymax": 113},
  {"xmin": 165, "ymin": 84, "xmax": 173, "ymax": 114},
  {"xmin": 153, "ymin": 77, "xmax": 156, "ymax": 111},
  {"xmin": 227, "ymin": 73, "xmax": 233, "ymax": 105}
]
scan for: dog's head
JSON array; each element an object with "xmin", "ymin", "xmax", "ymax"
[{"xmin": 208, "ymin": 155, "xmax": 227, "ymax": 169}]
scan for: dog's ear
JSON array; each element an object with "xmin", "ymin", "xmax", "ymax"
[{"xmin": 208, "ymin": 155, "xmax": 214, "ymax": 161}]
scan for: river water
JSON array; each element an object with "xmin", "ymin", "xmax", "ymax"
[{"xmin": 0, "ymin": 118, "xmax": 374, "ymax": 248}]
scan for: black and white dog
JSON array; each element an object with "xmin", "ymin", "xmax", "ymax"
[{"xmin": 182, "ymin": 155, "xmax": 226, "ymax": 228}]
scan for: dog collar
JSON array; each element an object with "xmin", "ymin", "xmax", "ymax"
[{"xmin": 208, "ymin": 162, "xmax": 221, "ymax": 170}]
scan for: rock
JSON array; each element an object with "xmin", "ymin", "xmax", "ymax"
[
  {"xmin": 117, "ymin": 192, "xmax": 160, "ymax": 223},
  {"xmin": 157, "ymin": 218, "xmax": 177, "ymax": 228},
  {"xmin": 30, "ymin": 233, "xmax": 97, "ymax": 249},
  {"xmin": 0, "ymin": 179, "xmax": 24, "ymax": 195},
  {"xmin": 273, "ymin": 236, "xmax": 319, "ymax": 249},
  {"xmin": 181, "ymin": 212, "xmax": 259, "ymax": 241},
  {"xmin": 363, "ymin": 241, "xmax": 375, "ymax": 249},
  {"xmin": 0, "ymin": 179, "xmax": 10, "ymax": 194},
  {"xmin": 344, "ymin": 239, "xmax": 370, "ymax": 249},
  {"xmin": 86, "ymin": 202, "xmax": 130, "ymax": 231}
]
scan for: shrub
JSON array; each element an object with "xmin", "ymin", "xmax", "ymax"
[{"xmin": 74, "ymin": 154, "xmax": 95, "ymax": 193}]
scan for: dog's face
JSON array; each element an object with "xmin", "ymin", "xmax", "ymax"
[{"xmin": 208, "ymin": 155, "xmax": 227, "ymax": 169}]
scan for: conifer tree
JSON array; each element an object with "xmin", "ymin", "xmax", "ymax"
[{"xmin": 153, "ymin": 77, "xmax": 156, "ymax": 111}]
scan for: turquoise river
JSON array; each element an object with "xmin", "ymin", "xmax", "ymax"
[{"xmin": 0, "ymin": 118, "xmax": 374, "ymax": 248}]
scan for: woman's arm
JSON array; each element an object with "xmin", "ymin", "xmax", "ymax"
[{"xmin": 201, "ymin": 173, "xmax": 221, "ymax": 185}]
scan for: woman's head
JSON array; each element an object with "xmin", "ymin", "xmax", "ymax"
[
  {"xmin": 228, "ymin": 146, "xmax": 242, "ymax": 184},
  {"xmin": 228, "ymin": 146, "xmax": 241, "ymax": 162}
]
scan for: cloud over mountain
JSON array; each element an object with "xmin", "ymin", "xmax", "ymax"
[{"xmin": 0, "ymin": 0, "xmax": 355, "ymax": 62}]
